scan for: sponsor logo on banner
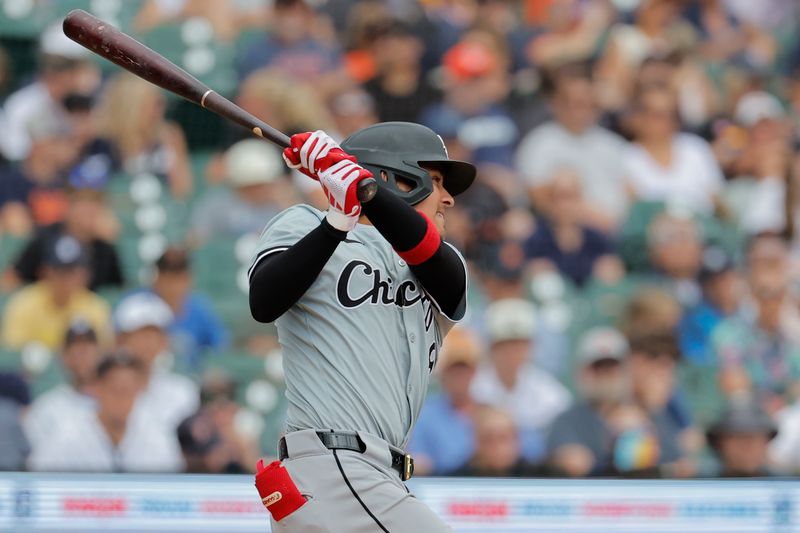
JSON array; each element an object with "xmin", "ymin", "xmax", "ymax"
[
  {"xmin": 63, "ymin": 497, "xmax": 127, "ymax": 516},
  {"xmin": 139, "ymin": 499, "xmax": 193, "ymax": 515}
]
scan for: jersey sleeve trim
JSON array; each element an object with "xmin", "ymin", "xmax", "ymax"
[
  {"xmin": 422, "ymin": 241, "xmax": 468, "ymax": 323},
  {"xmin": 247, "ymin": 246, "xmax": 290, "ymax": 283}
]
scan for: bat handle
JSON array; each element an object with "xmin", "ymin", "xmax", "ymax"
[
  {"xmin": 357, "ymin": 178, "xmax": 378, "ymax": 203},
  {"xmin": 274, "ymin": 132, "xmax": 376, "ymax": 203}
]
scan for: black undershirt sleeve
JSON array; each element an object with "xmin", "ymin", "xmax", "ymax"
[
  {"xmin": 361, "ymin": 187, "xmax": 466, "ymax": 318},
  {"xmin": 248, "ymin": 219, "xmax": 346, "ymax": 323}
]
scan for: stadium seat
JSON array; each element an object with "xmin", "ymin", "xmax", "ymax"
[
  {"xmin": 140, "ymin": 21, "xmax": 238, "ymax": 97},
  {"xmin": 0, "ymin": 0, "xmax": 52, "ymax": 38}
]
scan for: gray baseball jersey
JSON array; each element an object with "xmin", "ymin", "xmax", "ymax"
[{"xmin": 248, "ymin": 204, "xmax": 466, "ymax": 449}]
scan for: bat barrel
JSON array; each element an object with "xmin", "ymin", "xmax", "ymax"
[{"xmin": 62, "ymin": 9, "xmax": 376, "ymax": 201}]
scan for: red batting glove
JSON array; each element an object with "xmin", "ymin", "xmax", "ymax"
[
  {"xmin": 282, "ymin": 130, "xmax": 358, "ymax": 180},
  {"xmin": 282, "ymin": 131, "xmax": 373, "ymax": 231}
]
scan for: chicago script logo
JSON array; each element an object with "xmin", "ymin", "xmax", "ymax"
[{"xmin": 337, "ymin": 260, "xmax": 427, "ymax": 308}]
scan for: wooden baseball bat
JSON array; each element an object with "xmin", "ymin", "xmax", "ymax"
[{"xmin": 62, "ymin": 9, "xmax": 378, "ymax": 202}]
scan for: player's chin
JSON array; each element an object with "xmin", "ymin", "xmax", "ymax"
[{"xmin": 435, "ymin": 212, "xmax": 446, "ymax": 236}]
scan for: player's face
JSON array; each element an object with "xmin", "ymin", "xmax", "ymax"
[{"xmin": 416, "ymin": 168, "xmax": 455, "ymax": 236}]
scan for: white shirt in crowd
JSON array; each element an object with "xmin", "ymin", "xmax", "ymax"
[
  {"xmin": 27, "ymin": 404, "xmax": 184, "ymax": 473},
  {"xmin": 624, "ymin": 133, "xmax": 724, "ymax": 215},
  {"xmin": 769, "ymin": 402, "xmax": 800, "ymax": 474},
  {"xmin": 515, "ymin": 121, "xmax": 630, "ymax": 222},
  {"xmin": 137, "ymin": 369, "xmax": 200, "ymax": 430},
  {"xmin": 1, "ymin": 82, "xmax": 62, "ymax": 161},
  {"xmin": 23, "ymin": 384, "xmax": 96, "ymax": 451},
  {"xmin": 471, "ymin": 363, "xmax": 572, "ymax": 433}
]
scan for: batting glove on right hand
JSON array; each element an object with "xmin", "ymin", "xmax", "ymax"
[{"xmin": 283, "ymin": 131, "xmax": 373, "ymax": 232}]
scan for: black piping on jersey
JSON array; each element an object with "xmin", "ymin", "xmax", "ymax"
[
  {"xmin": 332, "ymin": 449, "xmax": 391, "ymax": 533},
  {"xmin": 247, "ymin": 246, "xmax": 289, "ymax": 283}
]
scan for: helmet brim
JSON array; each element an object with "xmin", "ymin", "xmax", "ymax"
[{"xmin": 418, "ymin": 159, "xmax": 476, "ymax": 198}]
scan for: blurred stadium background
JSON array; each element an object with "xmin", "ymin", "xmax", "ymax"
[{"xmin": 0, "ymin": 0, "xmax": 800, "ymax": 531}]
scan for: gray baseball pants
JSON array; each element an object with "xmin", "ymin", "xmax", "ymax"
[{"xmin": 270, "ymin": 428, "xmax": 452, "ymax": 532}]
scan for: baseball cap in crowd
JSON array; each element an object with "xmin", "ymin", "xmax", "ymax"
[
  {"xmin": 485, "ymin": 298, "xmax": 536, "ymax": 343},
  {"xmin": 437, "ymin": 328, "xmax": 482, "ymax": 369},
  {"xmin": 576, "ymin": 327, "xmax": 629, "ymax": 367},
  {"xmin": 39, "ymin": 21, "xmax": 90, "ymax": 62},
  {"xmin": 706, "ymin": 400, "xmax": 778, "ymax": 449},
  {"xmin": 734, "ymin": 91, "xmax": 784, "ymax": 127},
  {"xmin": 225, "ymin": 139, "xmax": 284, "ymax": 188},
  {"xmin": 44, "ymin": 235, "xmax": 89, "ymax": 270},
  {"xmin": 699, "ymin": 246, "xmax": 735, "ymax": 284},
  {"xmin": 114, "ymin": 293, "xmax": 174, "ymax": 334},
  {"xmin": 443, "ymin": 41, "xmax": 497, "ymax": 81},
  {"xmin": 63, "ymin": 318, "xmax": 98, "ymax": 348}
]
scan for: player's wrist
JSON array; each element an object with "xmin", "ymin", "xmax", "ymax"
[
  {"xmin": 325, "ymin": 210, "xmax": 359, "ymax": 232},
  {"xmin": 321, "ymin": 216, "xmax": 349, "ymax": 240}
]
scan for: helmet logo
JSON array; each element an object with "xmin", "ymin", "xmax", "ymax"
[{"xmin": 436, "ymin": 135, "xmax": 449, "ymax": 158}]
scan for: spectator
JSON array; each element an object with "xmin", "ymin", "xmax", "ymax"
[
  {"xmin": 515, "ymin": 64, "xmax": 630, "ymax": 233},
  {"xmin": 706, "ymin": 400, "xmax": 779, "ymax": 477},
  {"xmin": 451, "ymin": 405, "xmax": 542, "ymax": 477},
  {"xmin": 549, "ymin": 327, "xmax": 654, "ymax": 477},
  {"xmin": 362, "ymin": 20, "xmax": 440, "ymax": 123},
  {"xmin": 24, "ymin": 320, "xmax": 102, "ymax": 451},
  {"xmin": 0, "ymin": 22, "xmax": 98, "ymax": 162},
  {"xmin": 526, "ymin": 0, "xmax": 615, "ymax": 69},
  {"xmin": 148, "ymin": 247, "xmax": 229, "ymax": 368},
  {"xmin": 93, "ymin": 73, "xmax": 193, "ymax": 199},
  {"xmin": 524, "ymin": 168, "xmax": 623, "ymax": 287},
  {"xmin": 770, "ymin": 399, "xmax": 800, "ymax": 474},
  {"xmin": 471, "ymin": 298, "xmax": 571, "ymax": 462},
  {"xmin": 711, "ymin": 234, "xmax": 800, "ymax": 415},
  {"xmin": 191, "ymin": 140, "xmax": 293, "ymax": 244},
  {"xmin": 28, "ymin": 350, "xmax": 184, "ymax": 472},
  {"xmin": 329, "ymin": 88, "xmax": 378, "ymax": 139},
  {"xmin": 627, "ymin": 332, "xmax": 695, "ymax": 476},
  {"xmin": 114, "ymin": 292, "xmax": 199, "ymax": 430},
  {"xmin": 177, "ymin": 371, "xmax": 260, "ymax": 474},
  {"xmin": 237, "ymin": 0, "xmax": 345, "ymax": 91},
  {"xmin": 624, "ymin": 85, "xmax": 724, "ymax": 216},
  {"xmin": 684, "ymin": 0, "xmax": 776, "ymax": 70},
  {"xmin": 7, "ymin": 178, "xmax": 124, "ymax": 292},
  {"xmin": 0, "ymin": 109, "xmax": 80, "ymax": 236},
  {"xmin": 409, "ymin": 328, "xmax": 481, "ymax": 476},
  {"xmin": 679, "ymin": 247, "xmax": 743, "ymax": 366},
  {"xmin": 1, "ymin": 235, "xmax": 111, "ymax": 350},
  {"xmin": 722, "ymin": 90, "xmax": 793, "ymax": 235},
  {"xmin": 594, "ymin": 0, "xmax": 698, "ymax": 115},
  {"xmin": 644, "ymin": 210, "xmax": 704, "ymax": 308},
  {"xmin": 420, "ymin": 33, "xmax": 518, "ymax": 169},
  {"xmin": 0, "ymin": 373, "xmax": 31, "ymax": 470}
]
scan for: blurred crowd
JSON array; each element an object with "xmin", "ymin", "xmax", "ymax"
[{"xmin": 1, "ymin": 0, "xmax": 800, "ymax": 478}]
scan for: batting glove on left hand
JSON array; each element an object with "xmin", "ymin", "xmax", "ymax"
[{"xmin": 283, "ymin": 130, "xmax": 373, "ymax": 232}]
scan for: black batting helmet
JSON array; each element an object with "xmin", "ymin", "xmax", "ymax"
[{"xmin": 340, "ymin": 122, "xmax": 476, "ymax": 205}]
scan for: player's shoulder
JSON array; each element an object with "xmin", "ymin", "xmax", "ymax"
[{"xmin": 260, "ymin": 204, "xmax": 324, "ymax": 234}]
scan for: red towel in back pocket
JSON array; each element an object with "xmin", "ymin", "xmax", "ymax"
[{"xmin": 255, "ymin": 459, "xmax": 308, "ymax": 521}]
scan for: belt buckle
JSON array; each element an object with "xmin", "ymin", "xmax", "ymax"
[{"xmin": 402, "ymin": 454, "xmax": 414, "ymax": 481}]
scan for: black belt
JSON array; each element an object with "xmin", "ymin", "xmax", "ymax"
[{"xmin": 278, "ymin": 430, "xmax": 414, "ymax": 481}]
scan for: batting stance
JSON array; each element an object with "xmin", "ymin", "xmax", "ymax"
[{"xmin": 249, "ymin": 122, "xmax": 475, "ymax": 532}]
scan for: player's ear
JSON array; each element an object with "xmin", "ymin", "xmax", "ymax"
[{"xmin": 380, "ymin": 170, "xmax": 389, "ymax": 182}]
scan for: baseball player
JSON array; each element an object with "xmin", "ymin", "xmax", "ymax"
[{"xmin": 249, "ymin": 122, "xmax": 475, "ymax": 532}]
